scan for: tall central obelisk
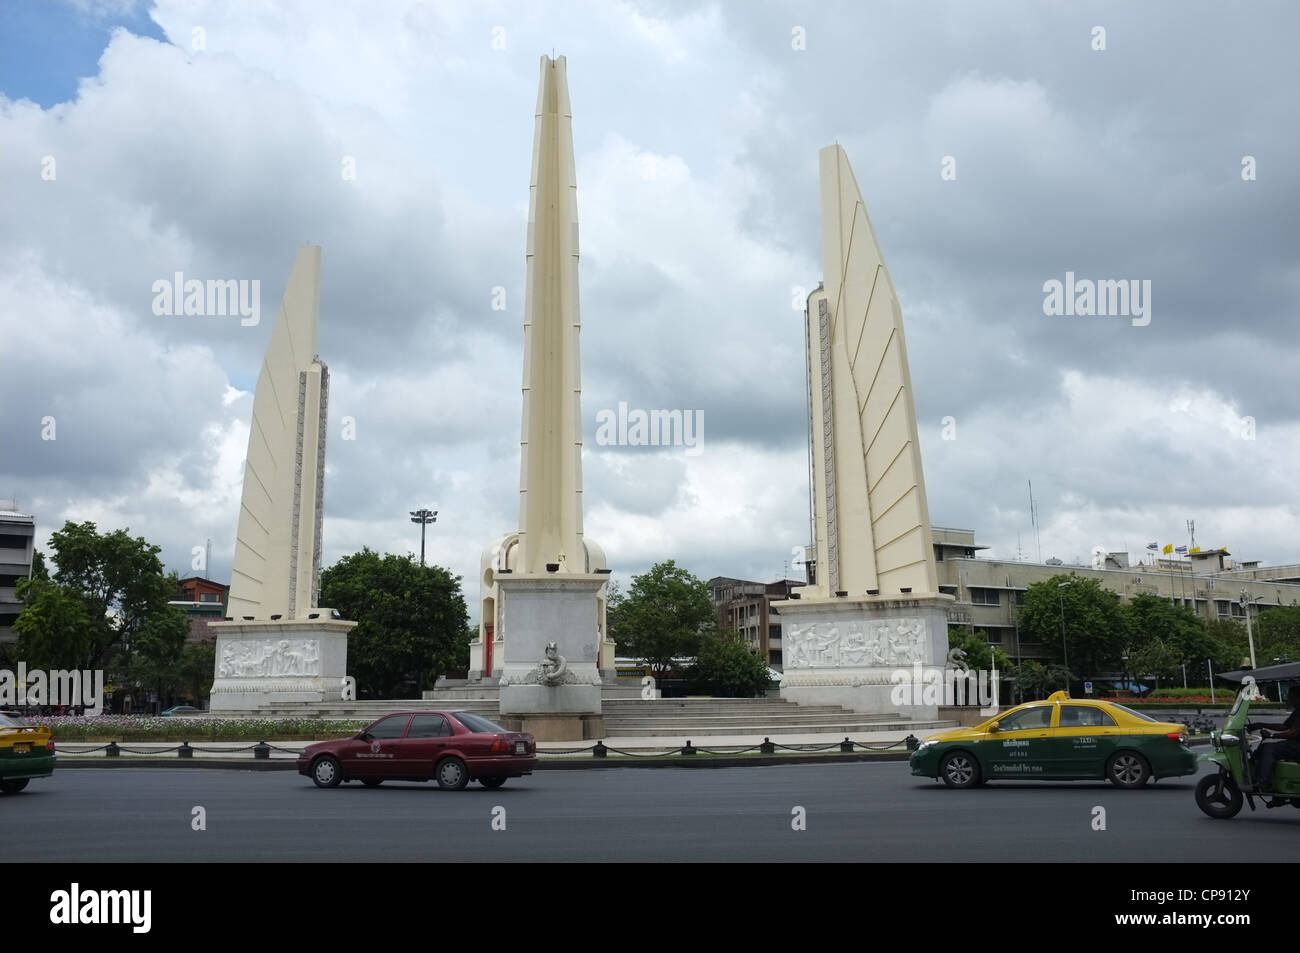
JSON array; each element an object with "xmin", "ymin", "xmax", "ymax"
[
  {"xmin": 518, "ymin": 53, "xmax": 586, "ymax": 576},
  {"xmin": 473, "ymin": 56, "xmax": 610, "ymax": 740}
]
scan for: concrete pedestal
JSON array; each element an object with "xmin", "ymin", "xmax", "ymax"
[
  {"xmin": 772, "ymin": 595, "xmax": 954, "ymax": 719},
  {"xmin": 208, "ymin": 615, "xmax": 356, "ymax": 711},
  {"xmin": 497, "ymin": 712, "xmax": 606, "ymax": 741},
  {"xmin": 496, "ymin": 574, "xmax": 604, "ymax": 740}
]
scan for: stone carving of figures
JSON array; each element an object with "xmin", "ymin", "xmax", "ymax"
[
  {"xmin": 865, "ymin": 625, "xmax": 885, "ymax": 664},
  {"xmin": 841, "ymin": 622, "xmax": 868, "ymax": 665},
  {"xmin": 301, "ymin": 639, "xmax": 320, "ymax": 674},
  {"xmin": 907, "ymin": 620, "xmax": 927, "ymax": 663},
  {"xmin": 818, "ymin": 625, "xmax": 841, "ymax": 665},
  {"xmin": 877, "ymin": 623, "xmax": 896, "ymax": 663},
  {"xmin": 283, "ymin": 640, "xmax": 306, "ymax": 676}
]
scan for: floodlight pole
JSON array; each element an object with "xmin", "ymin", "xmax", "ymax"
[{"xmin": 410, "ymin": 508, "xmax": 438, "ymax": 566}]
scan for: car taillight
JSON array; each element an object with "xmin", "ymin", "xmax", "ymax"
[
  {"xmin": 46, "ymin": 740, "xmax": 56, "ymax": 752},
  {"xmin": 1166, "ymin": 732, "xmax": 1187, "ymax": 744},
  {"xmin": 490, "ymin": 737, "xmax": 512, "ymax": 754}
]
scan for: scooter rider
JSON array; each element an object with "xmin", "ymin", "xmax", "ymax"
[{"xmin": 1248, "ymin": 686, "xmax": 1300, "ymax": 795}]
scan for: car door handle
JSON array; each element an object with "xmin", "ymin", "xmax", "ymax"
[{"xmin": 437, "ymin": 743, "xmax": 447, "ymax": 748}]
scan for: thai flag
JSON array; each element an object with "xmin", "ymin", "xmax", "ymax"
[
  {"xmin": 1146, "ymin": 542, "xmax": 1159, "ymax": 551},
  {"xmin": 1175, "ymin": 545, "xmax": 1189, "ymax": 555}
]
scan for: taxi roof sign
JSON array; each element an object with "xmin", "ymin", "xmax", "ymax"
[{"xmin": 1046, "ymin": 690, "xmax": 1072, "ymax": 703}]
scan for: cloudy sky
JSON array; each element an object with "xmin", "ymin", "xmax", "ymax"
[{"xmin": 1, "ymin": 0, "xmax": 1297, "ymax": 616}]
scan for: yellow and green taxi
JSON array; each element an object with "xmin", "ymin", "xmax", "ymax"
[
  {"xmin": 0, "ymin": 711, "xmax": 55, "ymax": 794},
  {"xmin": 910, "ymin": 691, "xmax": 1196, "ymax": 789}
]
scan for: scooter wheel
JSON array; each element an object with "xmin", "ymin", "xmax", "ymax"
[{"xmin": 1195, "ymin": 772, "xmax": 1244, "ymax": 819}]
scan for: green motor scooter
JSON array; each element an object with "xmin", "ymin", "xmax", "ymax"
[{"xmin": 1195, "ymin": 684, "xmax": 1300, "ymax": 819}]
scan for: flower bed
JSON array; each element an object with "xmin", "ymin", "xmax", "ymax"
[{"xmin": 36, "ymin": 715, "xmax": 366, "ymax": 742}]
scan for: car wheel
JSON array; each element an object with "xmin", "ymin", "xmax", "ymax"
[
  {"xmin": 1195, "ymin": 772, "xmax": 1243, "ymax": 819},
  {"xmin": 1106, "ymin": 751, "xmax": 1151, "ymax": 788},
  {"xmin": 479, "ymin": 777, "xmax": 507, "ymax": 789},
  {"xmin": 361, "ymin": 778, "xmax": 383, "ymax": 788},
  {"xmin": 0, "ymin": 778, "xmax": 30, "ymax": 794},
  {"xmin": 436, "ymin": 757, "xmax": 469, "ymax": 791},
  {"xmin": 939, "ymin": 751, "xmax": 981, "ymax": 789},
  {"xmin": 311, "ymin": 756, "xmax": 342, "ymax": 789}
]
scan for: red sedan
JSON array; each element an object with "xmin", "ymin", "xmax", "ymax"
[{"xmin": 298, "ymin": 710, "xmax": 536, "ymax": 790}]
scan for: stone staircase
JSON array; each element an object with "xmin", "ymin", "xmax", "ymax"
[
  {"xmin": 601, "ymin": 697, "xmax": 951, "ymax": 736},
  {"xmin": 205, "ymin": 691, "xmax": 955, "ymax": 737}
]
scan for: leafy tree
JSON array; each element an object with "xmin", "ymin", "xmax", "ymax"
[
  {"xmin": 1203, "ymin": 618, "xmax": 1252, "ymax": 671},
  {"xmin": 1256, "ymin": 605, "xmax": 1300, "ymax": 663},
  {"xmin": 13, "ymin": 522, "xmax": 185, "ymax": 677},
  {"xmin": 607, "ymin": 560, "xmax": 714, "ymax": 675},
  {"xmin": 121, "ymin": 609, "xmax": 192, "ymax": 708},
  {"xmin": 1017, "ymin": 574, "xmax": 1127, "ymax": 678},
  {"xmin": 177, "ymin": 639, "xmax": 217, "ymax": 703},
  {"xmin": 1127, "ymin": 638, "xmax": 1181, "ymax": 687},
  {"xmin": 320, "ymin": 548, "xmax": 469, "ymax": 699},
  {"xmin": 947, "ymin": 629, "xmax": 1012, "ymax": 673},
  {"xmin": 689, "ymin": 632, "xmax": 774, "ymax": 697},
  {"xmin": 1013, "ymin": 659, "xmax": 1073, "ymax": 700},
  {"xmin": 29, "ymin": 549, "xmax": 48, "ymax": 581},
  {"xmin": 12, "ymin": 579, "xmax": 100, "ymax": 670},
  {"xmin": 1120, "ymin": 593, "xmax": 1240, "ymax": 685}
]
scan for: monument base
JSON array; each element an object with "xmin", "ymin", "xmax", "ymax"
[
  {"xmin": 772, "ymin": 594, "xmax": 954, "ymax": 719},
  {"xmin": 498, "ymin": 712, "xmax": 606, "ymax": 741},
  {"xmin": 208, "ymin": 615, "xmax": 355, "ymax": 712},
  {"xmin": 496, "ymin": 574, "xmax": 605, "ymax": 730}
]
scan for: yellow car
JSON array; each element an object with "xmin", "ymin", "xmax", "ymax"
[
  {"xmin": 0, "ymin": 711, "xmax": 55, "ymax": 794},
  {"xmin": 910, "ymin": 691, "xmax": 1196, "ymax": 788}
]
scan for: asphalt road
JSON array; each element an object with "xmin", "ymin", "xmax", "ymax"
[{"xmin": 3, "ymin": 761, "xmax": 1295, "ymax": 861}]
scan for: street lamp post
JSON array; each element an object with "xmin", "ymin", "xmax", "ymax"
[
  {"xmin": 410, "ymin": 508, "xmax": 438, "ymax": 566},
  {"xmin": 1057, "ymin": 579, "xmax": 1074, "ymax": 692},
  {"xmin": 1240, "ymin": 590, "xmax": 1262, "ymax": 669}
]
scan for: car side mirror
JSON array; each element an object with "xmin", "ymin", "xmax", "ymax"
[
  {"xmin": 987, "ymin": 723, "xmax": 1000, "ymax": 733},
  {"xmin": 358, "ymin": 731, "xmax": 373, "ymax": 742}
]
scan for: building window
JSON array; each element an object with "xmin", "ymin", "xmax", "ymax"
[
  {"xmin": 985, "ymin": 631, "xmax": 1004, "ymax": 644},
  {"xmin": 1230, "ymin": 602, "xmax": 1246, "ymax": 618},
  {"xmin": 199, "ymin": 592, "xmax": 222, "ymax": 603},
  {"xmin": 1216, "ymin": 600, "xmax": 1231, "ymax": 616},
  {"xmin": 969, "ymin": 588, "xmax": 1000, "ymax": 606},
  {"xmin": 1014, "ymin": 590, "xmax": 1026, "ymax": 606}
]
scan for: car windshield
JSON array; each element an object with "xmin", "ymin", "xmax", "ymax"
[
  {"xmin": 1109, "ymin": 703, "xmax": 1157, "ymax": 723},
  {"xmin": 452, "ymin": 711, "xmax": 506, "ymax": 734}
]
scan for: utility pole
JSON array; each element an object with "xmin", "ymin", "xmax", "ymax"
[{"xmin": 410, "ymin": 508, "xmax": 438, "ymax": 566}]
